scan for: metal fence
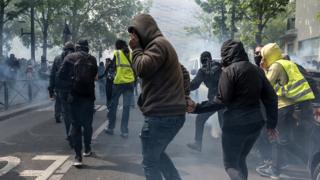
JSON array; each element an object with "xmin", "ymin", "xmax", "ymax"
[{"xmin": 0, "ymin": 79, "xmax": 48, "ymax": 110}]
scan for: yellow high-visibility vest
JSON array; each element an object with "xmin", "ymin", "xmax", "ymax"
[
  {"xmin": 274, "ymin": 59, "xmax": 315, "ymax": 103},
  {"xmin": 113, "ymin": 50, "xmax": 135, "ymax": 85}
]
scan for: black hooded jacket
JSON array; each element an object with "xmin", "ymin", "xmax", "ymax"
[
  {"xmin": 49, "ymin": 49, "xmax": 74, "ymax": 92},
  {"xmin": 190, "ymin": 60, "xmax": 221, "ymax": 100},
  {"xmin": 195, "ymin": 40, "xmax": 278, "ymax": 130}
]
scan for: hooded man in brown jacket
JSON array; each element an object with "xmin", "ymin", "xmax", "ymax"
[{"xmin": 128, "ymin": 14, "xmax": 189, "ymax": 180}]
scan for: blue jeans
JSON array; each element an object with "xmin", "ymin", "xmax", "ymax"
[
  {"xmin": 140, "ymin": 115, "xmax": 185, "ymax": 180},
  {"xmin": 71, "ymin": 97, "xmax": 94, "ymax": 157},
  {"xmin": 107, "ymin": 84, "xmax": 134, "ymax": 134}
]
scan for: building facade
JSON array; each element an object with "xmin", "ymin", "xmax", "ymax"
[{"xmin": 282, "ymin": 0, "xmax": 320, "ymax": 65}]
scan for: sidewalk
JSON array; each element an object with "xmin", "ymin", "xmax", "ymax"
[{"xmin": 0, "ymin": 100, "xmax": 53, "ymax": 121}]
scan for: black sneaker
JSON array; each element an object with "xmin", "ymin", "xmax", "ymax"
[
  {"xmin": 187, "ymin": 142, "xmax": 202, "ymax": 152},
  {"xmin": 55, "ymin": 117, "xmax": 61, "ymax": 123},
  {"xmin": 105, "ymin": 129, "xmax": 114, "ymax": 135},
  {"xmin": 256, "ymin": 166, "xmax": 280, "ymax": 179},
  {"xmin": 73, "ymin": 156, "xmax": 82, "ymax": 167}
]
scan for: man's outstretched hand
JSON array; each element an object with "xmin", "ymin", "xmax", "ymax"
[
  {"xmin": 267, "ymin": 128, "xmax": 279, "ymax": 140},
  {"xmin": 186, "ymin": 98, "xmax": 196, "ymax": 113}
]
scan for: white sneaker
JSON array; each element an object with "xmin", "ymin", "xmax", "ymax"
[
  {"xmin": 83, "ymin": 151, "xmax": 92, "ymax": 157},
  {"xmin": 72, "ymin": 158, "xmax": 82, "ymax": 167}
]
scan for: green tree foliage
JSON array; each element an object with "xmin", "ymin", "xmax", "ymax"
[
  {"xmin": 58, "ymin": 0, "xmax": 148, "ymax": 54},
  {"xmin": 184, "ymin": 12, "xmax": 216, "ymax": 40},
  {"xmin": 240, "ymin": 2, "xmax": 294, "ymax": 47},
  {"xmin": 0, "ymin": 0, "xmax": 20, "ymax": 61},
  {"xmin": 194, "ymin": 0, "xmax": 242, "ymax": 42},
  {"xmin": 4, "ymin": 0, "xmax": 150, "ymax": 60},
  {"xmin": 193, "ymin": 0, "xmax": 290, "ymax": 46},
  {"xmin": 240, "ymin": 0, "xmax": 289, "ymax": 45}
]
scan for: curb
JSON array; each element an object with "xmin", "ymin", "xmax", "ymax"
[{"xmin": 0, "ymin": 101, "xmax": 53, "ymax": 121}]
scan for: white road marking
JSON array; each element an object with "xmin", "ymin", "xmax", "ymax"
[
  {"xmin": 92, "ymin": 121, "xmax": 108, "ymax": 140},
  {"xmin": 0, "ymin": 156, "xmax": 21, "ymax": 176},
  {"xmin": 20, "ymin": 170, "xmax": 44, "ymax": 176},
  {"xmin": 54, "ymin": 160, "xmax": 73, "ymax": 174},
  {"xmin": 48, "ymin": 174, "xmax": 64, "ymax": 180},
  {"xmin": 20, "ymin": 155, "xmax": 69, "ymax": 180}
]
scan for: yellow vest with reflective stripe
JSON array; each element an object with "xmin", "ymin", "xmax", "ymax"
[
  {"xmin": 113, "ymin": 50, "xmax": 135, "ymax": 85},
  {"xmin": 274, "ymin": 59, "xmax": 315, "ymax": 103}
]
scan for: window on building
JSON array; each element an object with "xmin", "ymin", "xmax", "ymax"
[
  {"xmin": 287, "ymin": 18, "xmax": 295, "ymax": 30},
  {"xmin": 298, "ymin": 37, "xmax": 320, "ymax": 57},
  {"xmin": 287, "ymin": 43, "xmax": 294, "ymax": 55}
]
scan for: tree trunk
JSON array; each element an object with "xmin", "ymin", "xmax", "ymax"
[
  {"xmin": 256, "ymin": 24, "xmax": 263, "ymax": 45},
  {"xmin": 71, "ymin": 0, "xmax": 79, "ymax": 41},
  {"xmin": 230, "ymin": 0, "xmax": 236, "ymax": 39},
  {"xmin": 220, "ymin": 3, "xmax": 228, "ymax": 42},
  {"xmin": 42, "ymin": 11, "xmax": 48, "ymax": 60},
  {"xmin": 0, "ymin": 2, "xmax": 5, "ymax": 62},
  {"xmin": 30, "ymin": 5, "xmax": 36, "ymax": 62},
  {"xmin": 255, "ymin": 5, "xmax": 264, "ymax": 45}
]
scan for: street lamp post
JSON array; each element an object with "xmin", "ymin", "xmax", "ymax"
[
  {"xmin": 20, "ymin": 5, "xmax": 36, "ymax": 63},
  {"xmin": 63, "ymin": 19, "xmax": 71, "ymax": 44},
  {"xmin": 30, "ymin": 5, "xmax": 35, "ymax": 62}
]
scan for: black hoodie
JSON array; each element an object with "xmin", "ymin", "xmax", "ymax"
[{"xmin": 195, "ymin": 40, "xmax": 278, "ymax": 130}]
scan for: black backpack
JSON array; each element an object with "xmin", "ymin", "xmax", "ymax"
[{"xmin": 73, "ymin": 52, "xmax": 96, "ymax": 96}]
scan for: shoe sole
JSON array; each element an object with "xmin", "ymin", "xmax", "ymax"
[
  {"xmin": 83, "ymin": 153, "xmax": 92, "ymax": 157},
  {"xmin": 256, "ymin": 169, "xmax": 280, "ymax": 179},
  {"xmin": 73, "ymin": 163, "xmax": 82, "ymax": 167}
]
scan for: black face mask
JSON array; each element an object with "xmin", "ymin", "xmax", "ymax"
[
  {"xmin": 254, "ymin": 55, "xmax": 262, "ymax": 66},
  {"xmin": 254, "ymin": 51, "xmax": 262, "ymax": 66}
]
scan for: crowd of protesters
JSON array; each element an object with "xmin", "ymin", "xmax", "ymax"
[
  {"xmin": 0, "ymin": 54, "xmax": 52, "ymax": 81},
  {"xmin": 47, "ymin": 13, "xmax": 320, "ymax": 180}
]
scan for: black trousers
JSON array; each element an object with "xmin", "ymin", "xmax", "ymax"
[
  {"xmin": 222, "ymin": 124, "xmax": 262, "ymax": 180},
  {"xmin": 71, "ymin": 97, "xmax": 94, "ymax": 158},
  {"xmin": 57, "ymin": 91, "xmax": 72, "ymax": 137},
  {"xmin": 54, "ymin": 91, "xmax": 62, "ymax": 121},
  {"xmin": 194, "ymin": 110, "xmax": 223, "ymax": 144}
]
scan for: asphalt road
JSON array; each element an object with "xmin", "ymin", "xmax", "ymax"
[{"xmin": 0, "ymin": 99, "xmax": 311, "ymax": 180}]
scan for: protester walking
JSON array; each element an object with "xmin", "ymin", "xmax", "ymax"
[
  {"xmin": 128, "ymin": 13, "xmax": 191, "ymax": 180},
  {"xmin": 187, "ymin": 51, "xmax": 222, "ymax": 152},
  {"xmin": 59, "ymin": 39, "xmax": 98, "ymax": 167},
  {"xmin": 49, "ymin": 42, "xmax": 75, "ymax": 133},
  {"xmin": 188, "ymin": 40, "xmax": 278, "ymax": 180},
  {"xmin": 104, "ymin": 40, "xmax": 135, "ymax": 138}
]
